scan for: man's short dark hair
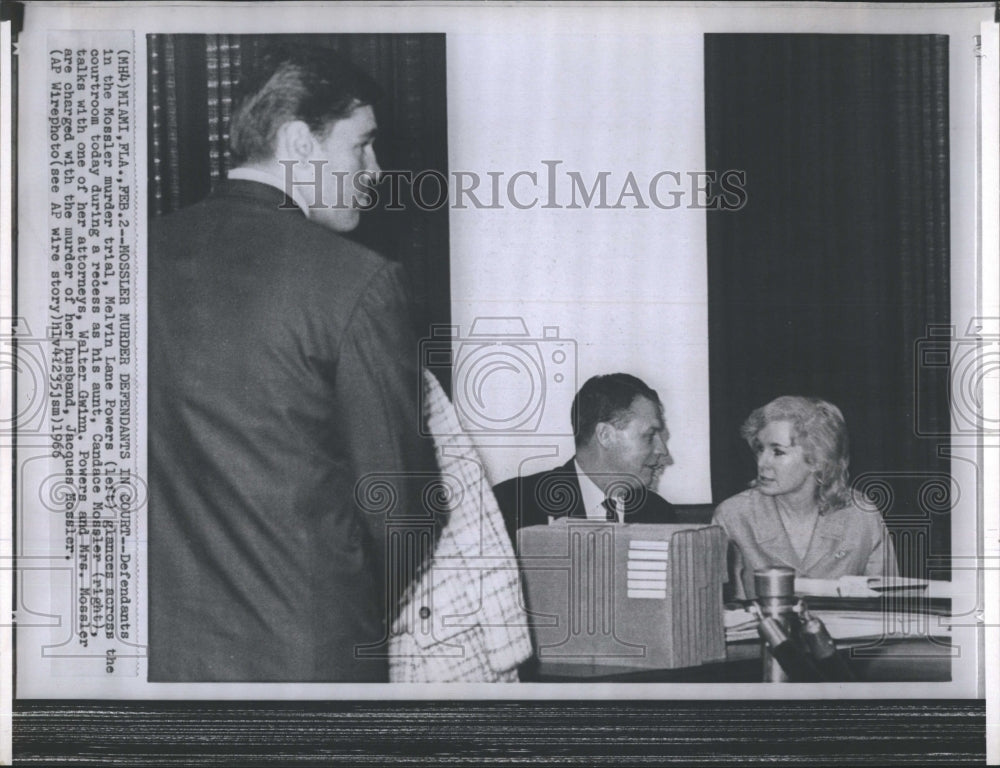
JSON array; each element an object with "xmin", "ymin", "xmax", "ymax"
[
  {"xmin": 229, "ymin": 45, "xmax": 382, "ymax": 166},
  {"xmin": 571, "ymin": 373, "xmax": 663, "ymax": 448}
]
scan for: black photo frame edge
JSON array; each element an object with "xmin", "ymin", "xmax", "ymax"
[{"xmin": 11, "ymin": 698, "xmax": 986, "ymax": 763}]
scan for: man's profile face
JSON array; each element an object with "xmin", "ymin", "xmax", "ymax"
[
  {"xmin": 602, "ymin": 396, "xmax": 670, "ymax": 490},
  {"xmin": 307, "ymin": 104, "xmax": 380, "ymax": 233}
]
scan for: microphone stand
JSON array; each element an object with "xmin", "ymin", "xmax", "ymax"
[{"xmin": 749, "ymin": 567, "xmax": 856, "ymax": 683}]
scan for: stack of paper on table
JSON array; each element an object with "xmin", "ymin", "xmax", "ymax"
[
  {"xmin": 724, "ymin": 575, "xmax": 952, "ymax": 644},
  {"xmin": 794, "ymin": 575, "xmax": 936, "ymax": 598}
]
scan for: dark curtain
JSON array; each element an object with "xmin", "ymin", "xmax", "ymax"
[
  {"xmin": 146, "ymin": 34, "xmax": 451, "ymax": 380},
  {"xmin": 705, "ymin": 35, "xmax": 950, "ymax": 578}
]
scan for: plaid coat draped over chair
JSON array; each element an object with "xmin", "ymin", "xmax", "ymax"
[{"xmin": 388, "ymin": 370, "xmax": 533, "ymax": 682}]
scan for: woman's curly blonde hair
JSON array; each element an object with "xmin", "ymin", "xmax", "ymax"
[{"xmin": 741, "ymin": 395, "xmax": 851, "ymax": 514}]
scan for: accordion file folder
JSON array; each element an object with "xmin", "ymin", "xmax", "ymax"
[{"xmin": 518, "ymin": 522, "xmax": 728, "ymax": 669}]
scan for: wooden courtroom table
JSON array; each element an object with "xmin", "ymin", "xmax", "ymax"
[
  {"xmin": 528, "ymin": 636, "xmax": 953, "ymax": 683},
  {"xmin": 525, "ymin": 589, "xmax": 955, "ymax": 683}
]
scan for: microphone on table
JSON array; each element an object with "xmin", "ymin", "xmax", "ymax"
[
  {"xmin": 748, "ymin": 601, "xmax": 824, "ymax": 683},
  {"xmin": 796, "ymin": 600, "xmax": 857, "ymax": 682}
]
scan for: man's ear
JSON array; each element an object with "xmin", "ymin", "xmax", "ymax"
[
  {"xmin": 273, "ymin": 120, "xmax": 317, "ymax": 162},
  {"xmin": 594, "ymin": 421, "xmax": 617, "ymax": 449}
]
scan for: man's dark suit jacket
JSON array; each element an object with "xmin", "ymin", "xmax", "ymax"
[
  {"xmin": 148, "ymin": 180, "xmax": 437, "ymax": 682},
  {"xmin": 492, "ymin": 458, "xmax": 677, "ymax": 550}
]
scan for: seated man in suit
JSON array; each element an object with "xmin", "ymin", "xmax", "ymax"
[{"xmin": 493, "ymin": 373, "xmax": 676, "ymax": 547}]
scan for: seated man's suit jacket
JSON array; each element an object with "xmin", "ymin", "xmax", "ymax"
[{"xmin": 492, "ymin": 458, "xmax": 677, "ymax": 549}]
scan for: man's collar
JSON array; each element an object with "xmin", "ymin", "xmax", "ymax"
[
  {"xmin": 227, "ymin": 166, "xmax": 311, "ymax": 217},
  {"xmin": 574, "ymin": 459, "xmax": 611, "ymax": 519}
]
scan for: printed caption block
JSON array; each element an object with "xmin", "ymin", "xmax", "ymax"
[{"xmin": 25, "ymin": 31, "xmax": 141, "ymax": 677}]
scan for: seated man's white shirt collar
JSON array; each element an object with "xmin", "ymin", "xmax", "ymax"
[
  {"xmin": 227, "ymin": 167, "xmax": 311, "ymax": 218},
  {"xmin": 573, "ymin": 459, "xmax": 622, "ymax": 522}
]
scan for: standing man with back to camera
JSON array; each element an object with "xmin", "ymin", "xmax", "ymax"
[
  {"xmin": 148, "ymin": 46, "xmax": 438, "ymax": 682},
  {"xmin": 493, "ymin": 373, "xmax": 677, "ymax": 549}
]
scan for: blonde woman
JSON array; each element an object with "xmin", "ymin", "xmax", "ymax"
[{"xmin": 713, "ymin": 396, "xmax": 898, "ymax": 600}]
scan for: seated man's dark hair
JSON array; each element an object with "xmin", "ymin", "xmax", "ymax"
[{"xmin": 571, "ymin": 373, "xmax": 662, "ymax": 448}]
